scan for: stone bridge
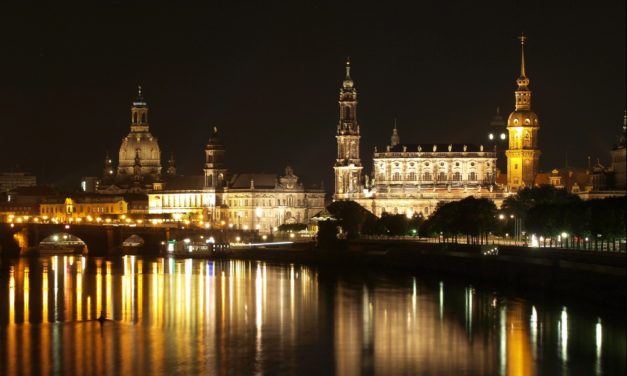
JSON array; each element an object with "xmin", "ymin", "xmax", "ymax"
[{"xmin": 0, "ymin": 223, "xmax": 249, "ymax": 257}]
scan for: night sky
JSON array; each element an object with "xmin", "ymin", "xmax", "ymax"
[{"xmin": 0, "ymin": 1, "xmax": 624, "ymax": 190}]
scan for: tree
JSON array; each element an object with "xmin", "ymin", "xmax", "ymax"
[
  {"xmin": 326, "ymin": 201, "xmax": 377, "ymax": 239},
  {"xmin": 317, "ymin": 219, "xmax": 339, "ymax": 250}
]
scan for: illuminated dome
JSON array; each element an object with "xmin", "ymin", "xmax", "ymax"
[
  {"xmin": 117, "ymin": 87, "xmax": 162, "ymax": 177},
  {"xmin": 118, "ymin": 133, "xmax": 162, "ymax": 175},
  {"xmin": 507, "ymin": 110, "xmax": 539, "ymax": 128}
]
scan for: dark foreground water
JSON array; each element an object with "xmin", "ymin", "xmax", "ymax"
[{"xmin": 0, "ymin": 256, "xmax": 624, "ymax": 375}]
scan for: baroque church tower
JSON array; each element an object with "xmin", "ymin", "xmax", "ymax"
[
  {"xmin": 334, "ymin": 59, "xmax": 363, "ymax": 200},
  {"xmin": 204, "ymin": 126, "xmax": 227, "ymax": 190},
  {"xmin": 506, "ymin": 35, "xmax": 541, "ymax": 190}
]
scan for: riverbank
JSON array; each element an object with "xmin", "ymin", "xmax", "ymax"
[{"xmin": 201, "ymin": 240, "xmax": 626, "ymax": 310}]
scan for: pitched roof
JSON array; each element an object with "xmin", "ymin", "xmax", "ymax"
[
  {"xmin": 229, "ymin": 173, "xmax": 277, "ymax": 189},
  {"xmin": 162, "ymin": 175, "xmax": 205, "ymax": 190}
]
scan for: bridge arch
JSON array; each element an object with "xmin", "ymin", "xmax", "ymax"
[{"xmin": 39, "ymin": 232, "xmax": 88, "ymax": 255}]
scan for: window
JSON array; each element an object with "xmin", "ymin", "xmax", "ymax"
[
  {"xmin": 438, "ymin": 172, "xmax": 447, "ymax": 181},
  {"xmin": 422, "ymin": 172, "xmax": 432, "ymax": 181},
  {"xmin": 407, "ymin": 172, "xmax": 416, "ymax": 181},
  {"xmin": 469, "ymin": 172, "xmax": 477, "ymax": 181},
  {"xmin": 392, "ymin": 172, "xmax": 401, "ymax": 181},
  {"xmin": 453, "ymin": 172, "xmax": 461, "ymax": 181}
]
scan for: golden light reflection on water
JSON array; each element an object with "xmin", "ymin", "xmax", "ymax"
[{"xmin": 0, "ymin": 257, "xmax": 625, "ymax": 376}]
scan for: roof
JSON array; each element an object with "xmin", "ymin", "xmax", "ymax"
[
  {"xmin": 534, "ymin": 168, "xmax": 593, "ymax": 192},
  {"xmin": 229, "ymin": 173, "xmax": 277, "ymax": 189},
  {"xmin": 383, "ymin": 143, "xmax": 486, "ymax": 153},
  {"xmin": 162, "ymin": 175, "xmax": 205, "ymax": 190}
]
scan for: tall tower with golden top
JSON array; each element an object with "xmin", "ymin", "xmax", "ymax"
[{"xmin": 506, "ymin": 35, "xmax": 541, "ymax": 190}]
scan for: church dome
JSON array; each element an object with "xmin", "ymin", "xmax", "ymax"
[
  {"xmin": 116, "ymin": 87, "xmax": 162, "ymax": 177},
  {"xmin": 507, "ymin": 110, "xmax": 539, "ymax": 127},
  {"xmin": 118, "ymin": 131, "xmax": 162, "ymax": 175}
]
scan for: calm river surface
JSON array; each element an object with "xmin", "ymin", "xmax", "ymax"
[{"xmin": 0, "ymin": 256, "xmax": 625, "ymax": 375}]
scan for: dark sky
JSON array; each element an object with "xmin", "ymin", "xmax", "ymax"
[{"xmin": 0, "ymin": 1, "xmax": 624, "ymax": 190}]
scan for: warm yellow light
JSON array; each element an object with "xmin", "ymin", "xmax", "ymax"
[{"xmin": 137, "ymin": 219, "xmax": 143, "ymax": 224}]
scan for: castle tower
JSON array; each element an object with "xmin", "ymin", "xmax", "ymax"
[
  {"xmin": 334, "ymin": 59, "xmax": 363, "ymax": 200},
  {"xmin": 505, "ymin": 35, "xmax": 541, "ymax": 190},
  {"xmin": 204, "ymin": 126, "xmax": 227, "ymax": 189}
]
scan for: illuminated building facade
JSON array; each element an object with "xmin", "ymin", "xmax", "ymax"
[
  {"xmin": 610, "ymin": 112, "xmax": 626, "ymax": 190},
  {"xmin": 97, "ymin": 87, "xmax": 164, "ymax": 194},
  {"xmin": 40, "ymin": 196, "xmax": 128, "ymax": 222},
  {"xmin": 148, "ymin": 129, "xmax": 325, "ymax": 233},
  {"xmin": 505, "ymin": 35, "xmax": 541, "ymax": 190},
  {"xmin": 332, "ymin": 62, "xmax": 504, "ymax": 217}
]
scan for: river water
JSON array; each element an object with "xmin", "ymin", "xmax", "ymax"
[{"xmin": 0, "ymin": 256, "xmax": 624, "ymax": 375}]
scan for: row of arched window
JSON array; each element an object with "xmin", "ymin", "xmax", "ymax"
[{"xmin": 385, "ymin": 171, "xmax": 480, "ymax": 182}]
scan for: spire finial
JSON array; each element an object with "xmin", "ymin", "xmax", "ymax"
[
  {"xmin": 391, "ymin": 119, "xmax": 400, "ymax": 147},
  {"xmin": 345, "ymin": 57, "xmax": 351, "ymax": 79},
  {"xmin": 518, "ymin": 34, "xmax": 527, "ymax": 77},
  {"xmin": 496, "ymin": 106, "xmax": 500, "ymax": 115}
]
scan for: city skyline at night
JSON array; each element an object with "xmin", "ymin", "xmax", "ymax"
[{"xmin": 0, "ymin": 2, "xmax": 625, "ymax": 189}]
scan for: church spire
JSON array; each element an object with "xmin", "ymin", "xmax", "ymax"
[
  {"xmin": 514, "ymin": 35, "xmax": 531, "ymax": 111},
  {"xmin": 130, "ymin": 85, "xmax": 149, "ymax": 131},
  {"xmin": 133, "ymin": 85, "xmax": 146, "ymax": 106},
  {"xmin": 391, "ymin": 118, "xmax": 400, "ymax": 147},
  {"xmin": 342, "ymin": 57, "xmax": 354, "ymax": 89},
  {"xmin": 519, "ymin": 34, "xmax": 527, "ymax": 78}
]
